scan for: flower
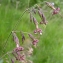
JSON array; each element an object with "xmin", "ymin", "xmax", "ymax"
[
  {"xmin": 32, "ymin": 39, "xmax": 39, "ymax": 45},
  {"xmin": 52, "ymin": 7, "xmax": 60, "ymax": 15},
  {"xmin": 14, "ymin": 46, "xmax": 24, "ymax": 52},
  {"xmin": 34, "ymin": 28, "xmax": 42, "ymax": 35},
  {"xmin": 12, "ymin": 31, "xmax": 20, "ymax": 47}
]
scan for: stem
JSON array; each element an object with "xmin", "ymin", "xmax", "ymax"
[
  {"xmin": 0, "ymin": 51, "xmax": 12, "ymax": 60},
  {"xmin": 12, "ymin": 31, "xmax": 32, "ymax": 34},
  {"xmin": 28, "ymin": 0, "xmax": 30, "ymax": 8}
]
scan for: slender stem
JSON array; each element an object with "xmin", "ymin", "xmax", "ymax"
[
  {"xmin": 0, "ymin": 51, "xmax": 12, "ymax": 60},
  {"xmin": 12, "ymin": 31, "xmax": 33, "ymax": 34},
  {"xmin": 28, "ymin": 0, "xmax": 30, "ymax": 8}
]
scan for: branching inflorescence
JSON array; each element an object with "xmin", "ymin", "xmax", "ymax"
[{"xmin": 1, "ymin": 1, "xmax": 61, "ymax": 63}]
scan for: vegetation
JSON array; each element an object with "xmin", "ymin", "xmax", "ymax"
[{"xmin": 0, "ymin": 0, "xmax": 63, "ymax": 63}]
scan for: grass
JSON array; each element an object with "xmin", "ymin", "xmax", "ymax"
[
  {"xmin": 0, "ymin": 5, "xmax": 37, "ymax": 63},
  {"xmin": 0, "ymin": 5, "xmax": 29, "ymax": 54},
  {"xmin": 0, "ymin": 2, "xmax": 63, "ymax": 63},
  {"xmin": 33, "ymin": 14, "xmax": 63, "ymax": 63}
]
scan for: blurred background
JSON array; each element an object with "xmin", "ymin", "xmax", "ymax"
[{"xmin": 0, "ymin": 0, "xmax": 63, "ymax": 63}]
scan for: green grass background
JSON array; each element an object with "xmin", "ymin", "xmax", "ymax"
[{"xmin": 0, "ymin": 0, "xmax": 63, "ymax": 63}]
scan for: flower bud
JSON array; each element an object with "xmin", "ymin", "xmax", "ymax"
[
  {"xmin": 15, "ymin": 52, "xmax": 26, "ymax": 61},
  {"xmin": 20, "ymin": 32, "xmax": 25, "ymax": 43},
  {"xmin": 38, "ymin": 9, "xmax": 43, "ymax": 19},
  {"xmin": 52, "ymin": 7, "xmax": 60, "ymax": 15},
  {"xmin": 12, "ymin": 31, "xmax": 19, "ymax": 47},
  {"xmin": 32, "ymin": 39, "xmax": 39, "ymax": 45},
  {"xmin": 14, "ymin": 46, "xmax": 24, "ymax": 52},
  {"xmin": 38, "ymin": 9, "xmax": 47, "ymax": 25},
  {"xmin": 33, "ymin": 17, "xmax": 38, "ymax": 29},
  {"xmin": 34, "ymin": 28, "xmax": 42, "ymax": 35}
]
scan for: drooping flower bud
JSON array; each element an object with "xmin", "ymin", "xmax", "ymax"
[
  {"xmin": 32, "ymin": 39, "xmax": 39, "ymax": 45},
  {"xmin": 38, "ymin": 9, "xmax": 47, "ymax": 25},
  {"xmin": 17, "ymin": 52, "xmax": 26, "ymax": 61},
  {"xmin": 38, "ymin": 9, "xmax": 43, "ymax": 19},
  {"xmin": 12, "ymin": 31, "xmax": 19, "ymax": 47},
  {"xmin": 28, "ymin": 33, "xmax": 39, "ymax": 46},
  {"xmin": 14, "ymin": 46, "xmax": 24, "ymax": 52},
  {"xmin": 33, "ymin": 17, "xmax": 38, "ymax": 29},
  {"xmin": 46, "ymin": 2, "xmax": 60, "ymax": 15},
  {"xmin": 34, "ymin": 28, "xmax": 42, "ymax": 35},
  {"xmin": 20, "ymin": 31, "xmax": 25, "ymax": 44},
  {"xmin": 52, "ymin": 7, "xmax": 60, "ymax": 15},
  {"xmin": 12, "ymin": 48, "xmax": 25, "ymax": 61}
]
